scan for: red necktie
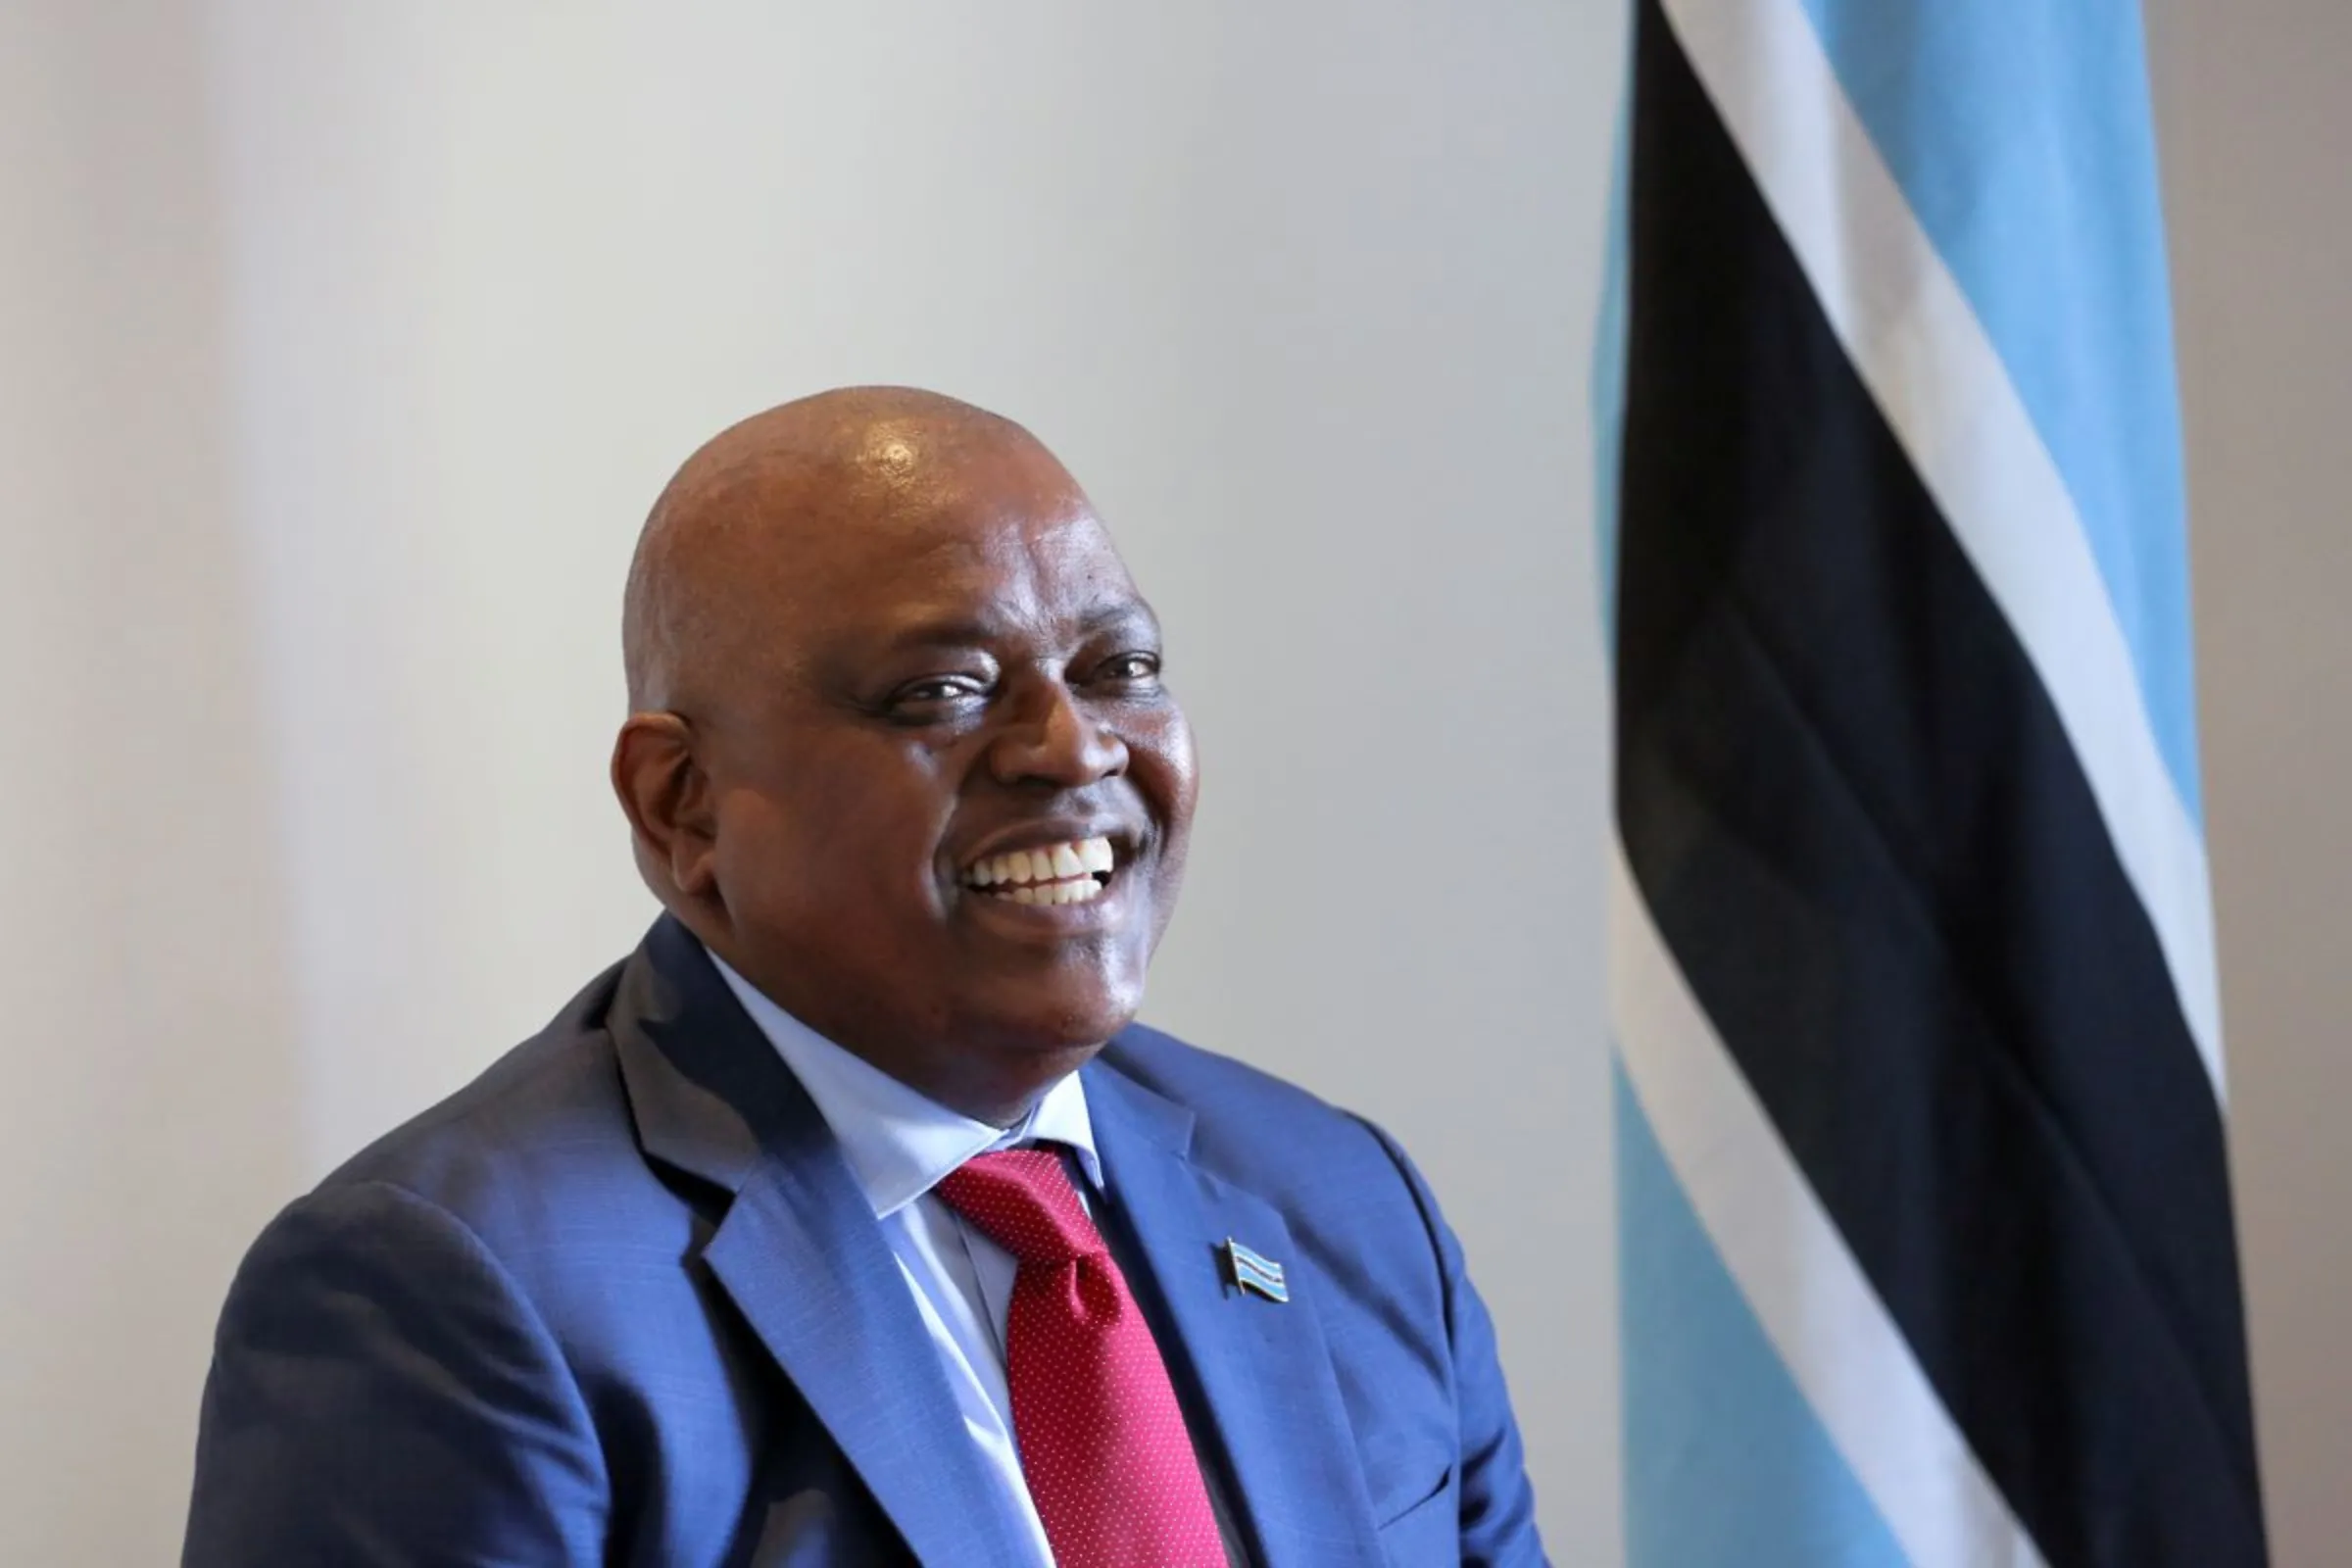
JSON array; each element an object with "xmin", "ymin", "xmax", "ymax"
[{"xmin": 935, "ymin": 1148, "xmax": 1228, "ymax": 1568}]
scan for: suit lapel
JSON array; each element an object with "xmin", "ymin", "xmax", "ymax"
[
  {"xmin": 1083, "ymin": 1058, "xmax": 1386, "ymax": 1568},
  {"xmin": 611, "ymin": 919, "xmax": 1035, "ymax": 1568},
  {"xmin": 700, "ymin": 1138, "xmax": 1035, "ymax": 1567}
]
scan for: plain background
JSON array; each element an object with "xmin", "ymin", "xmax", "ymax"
[{"xmin": 0, "ymin": 3, "xmax": 2341, "ymax": 1564}]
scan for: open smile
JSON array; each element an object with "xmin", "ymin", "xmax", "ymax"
[{"xmin": 961, "ymin": 835, "xmax": 1119, "ymax": 906}]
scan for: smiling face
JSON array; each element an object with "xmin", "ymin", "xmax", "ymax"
[{"xmin": 613, "ymin": 394, "xmax": 1198, "ymax": 1122}]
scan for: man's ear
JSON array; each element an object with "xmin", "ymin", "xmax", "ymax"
[{"xmin": 611, "ymin": 711, "xmax": 720, "ymax": 904}]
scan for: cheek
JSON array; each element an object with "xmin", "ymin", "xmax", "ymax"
[
  {"xmin": 1135, "ymin": 712, "xmax": 1200, "ymax": 850},
  {"xmin": 719, "ymin": 752, "xmax": 958, "ymax": 925},
  {"xmin": 710, "ymin": 789, "xmax": 815, "ymax": 925}
]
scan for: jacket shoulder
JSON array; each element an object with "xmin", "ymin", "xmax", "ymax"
[
  {"xmin": 1099, "ymin": 1022, "xmax": 1424, "ymax": 1209},
  {"xmin": 1101, "ymin": 1021, "xmax": 1364, "ymax": 1130},
  {"xmin": 307, "ymin": 959, "xmax": 650, "ymax": 1243}
]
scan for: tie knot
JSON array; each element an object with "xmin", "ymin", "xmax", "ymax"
[{"xmin": 934, "ymin": 1147, "xmax": 1103, "ymax": 1266}]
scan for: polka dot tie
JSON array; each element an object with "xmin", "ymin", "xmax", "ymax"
[{"xmin": 935, "ymin": 1148, "xmax": 1227, "ymax": 1568}]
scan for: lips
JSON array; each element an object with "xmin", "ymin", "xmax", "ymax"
[{"xmin": 961, "ymin": 835, "xmax": 1117, "ymax": 906}]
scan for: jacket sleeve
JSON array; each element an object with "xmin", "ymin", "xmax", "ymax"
[
  {"xmin": 1360, "ymin": 1120, "xmax": 1550, "ymax": 1568},
  {"xmin": 182, "ymin": 1180, "xmax": 611, "ymax": 1567}
]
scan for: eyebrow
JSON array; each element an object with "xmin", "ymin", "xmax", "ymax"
[{"xmin": 877, "ymin": 599, "xmax": 1161, "ymax": 652}]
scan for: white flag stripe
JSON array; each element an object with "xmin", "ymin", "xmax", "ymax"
[
  {"xmin": 1656, "ymin": 0, "xmax": 2225, "ymax": 1099},
  {"xmin": 1611, "ymin": 844, "xmax": 2048, "ymax": 1568}
]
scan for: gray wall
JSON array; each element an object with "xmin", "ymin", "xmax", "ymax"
[{"xmin": 2152, "ymin": 4, "xmax": 2352, "ymax": 1561}]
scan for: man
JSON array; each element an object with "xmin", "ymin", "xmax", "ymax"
[{"xmin": 183, "ymin": 388, "xmax": 1544, "ymax": 1566}]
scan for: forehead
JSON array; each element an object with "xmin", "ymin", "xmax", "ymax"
[{"xmin": 773, "ymin": 461, "xmax": 1145, "ymax": 654}]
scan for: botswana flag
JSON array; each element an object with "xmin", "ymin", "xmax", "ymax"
[{"xmin": 1594, "ymin": 2, "xmax": 2268, "ymax": 1565}]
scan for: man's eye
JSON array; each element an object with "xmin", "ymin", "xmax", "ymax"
[
  {"xmin": 894, "ymin": 675, "xmax": 989, "ymax": 707},
  {"xmin": 1097, "ymin": 653, "xmax": 1161, "ymax": 684}
]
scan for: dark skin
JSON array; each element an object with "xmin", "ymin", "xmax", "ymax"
[{"xmin": 611, "ymin": 388, "xmax": 1198, "ymax": 1126}]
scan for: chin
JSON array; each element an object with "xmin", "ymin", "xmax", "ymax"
[{"xmin": 974, "ymin": 978, "xmax": 1144, "ymax": 1059}]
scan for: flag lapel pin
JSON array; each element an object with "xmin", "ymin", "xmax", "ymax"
[{"xmin": 1223, "ymin": 1238, "xmax": 1290, "ymax": 1303}]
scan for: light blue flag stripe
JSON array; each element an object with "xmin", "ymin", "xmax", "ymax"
[
  {"xmin": 1616, "ymin": 1061, "xmax": 1914, "ymax": 1568},
  {"xmin": 1789, "ymin": 0, "xmax": 2202, "ymax": 824}
]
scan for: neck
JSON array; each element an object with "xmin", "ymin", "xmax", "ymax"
[
  {"xmin": 876, "ymin": 1035, "xmax": 1099, "ymax": 1128},
  {"xmin": 692, "ymin": 924, "xmax": 1105, "ymax": 1127}
]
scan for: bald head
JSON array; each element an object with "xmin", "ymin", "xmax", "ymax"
[{"xmin": 621, "ymin": 385, "xmax": 1053, "ymax": 711}]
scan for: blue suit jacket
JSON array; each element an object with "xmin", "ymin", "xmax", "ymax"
[{"xmin": 184, "ymin": 917, "xmax": 1544, "ymax": 1566}]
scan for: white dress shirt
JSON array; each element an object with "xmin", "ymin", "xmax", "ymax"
[{"xmin": 710, "ymin": 952, "xmax": 1198, "ymax": 1567}]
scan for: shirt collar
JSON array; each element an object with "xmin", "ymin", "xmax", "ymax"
[{"xmin": 706, "ymin": 946, "xmax": 1103, "ymax": 1218}]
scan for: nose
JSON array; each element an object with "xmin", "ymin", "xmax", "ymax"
[{"xmin": 987, "ymin": 677, "xmax": 1128, "ymax": 789}]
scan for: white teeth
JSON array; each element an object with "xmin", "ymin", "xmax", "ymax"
[{"xmin": 962, "ymin": 835, "xmax": 1121, "ymax": 900}]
